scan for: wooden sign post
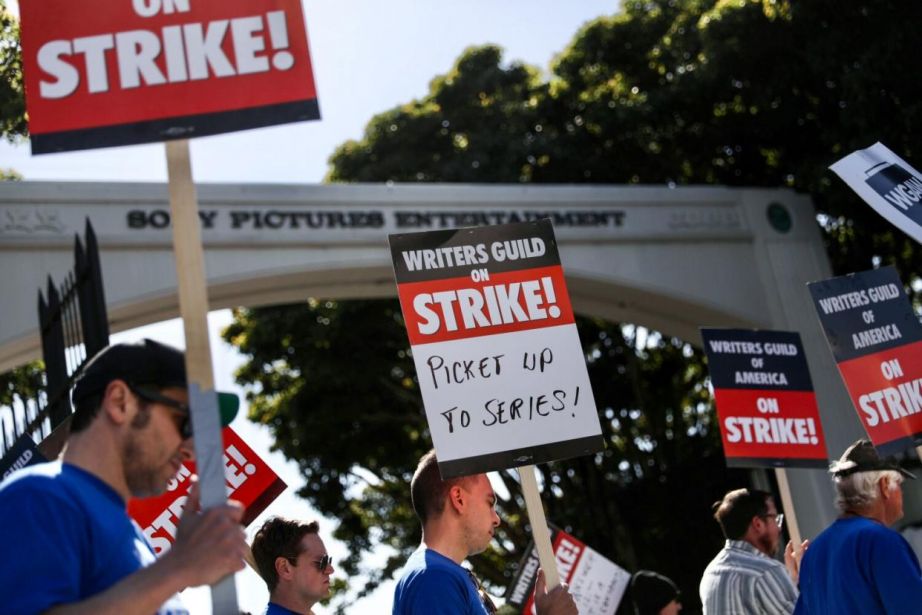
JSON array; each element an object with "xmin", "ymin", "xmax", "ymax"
[
  {"xmin": 166, "ymin": 139, "xmax": 238, "ymax": 613},
  {"xmin": 518, "ymin": 465, "xmax": 560, "ymax": 589}
]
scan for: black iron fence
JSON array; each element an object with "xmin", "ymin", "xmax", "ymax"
[{"xmin": 0, "ymin": 219, "xmax": 109, "ymax": 470}]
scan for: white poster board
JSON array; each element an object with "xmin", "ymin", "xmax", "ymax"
[{"xmin": 830, "ymin": 142, "xmax": 922, "ymax": 244}]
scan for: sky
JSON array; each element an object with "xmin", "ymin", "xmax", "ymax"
[{"xmin": 2, "ymin": 1, "xmax": 620, "ymax": 613}]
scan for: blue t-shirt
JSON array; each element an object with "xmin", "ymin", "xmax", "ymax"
[
  {"xmin": 393, "ymin": 548, "xmax": 489, "ymax": 615},
  {"xmin": 0, "ymin": 461, "xmax": 187, "ymax": 615},
  {"xmin": 794, "ymin": 516, "xmax": 922, "ymax": 614},
  {"xmin": 264, "ymin": 602, "xmax": 304, "ymax": 615}
]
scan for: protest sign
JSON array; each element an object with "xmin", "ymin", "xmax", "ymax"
[
  {"xmin": 700, "ymin": 328, "xmax": 828, "ymax": 468},
  {"xmin": 19, "ymin": 0, "xmax": 319, "ymax": 153},
  {"xmin": 0, "ymin": 433, "xmax": 46, "ymax": 481},
  {"xmin": 808, "ymin": 266, "xmax": 922, "ymax": 455},
  {"xmin": 128, "ymin": 426, "xmax": 286, "ymax": 554},
  {"xmin": 506, "ymin": 528, "xmax": 630, "ymax": 615},
  {"xmin": 389, "ymin": 220, "xmax": 604, "ymax": 478},
  {"xmin": 830, "ymin": 142, "xmax": 922, "ymax": 245}
]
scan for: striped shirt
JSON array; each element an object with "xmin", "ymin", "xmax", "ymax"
[{"xmin": 700, "ymin": 539, "xmax": 798, "ymax": 615}]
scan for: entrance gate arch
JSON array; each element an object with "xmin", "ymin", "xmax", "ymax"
[{"xmin": 0, "ymin": 181, "xmax": 865, "ymax": 538}]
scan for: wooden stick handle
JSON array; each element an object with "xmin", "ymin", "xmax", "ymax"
[{"xmin": 517, "ymin": 465, "xmax": 560, "ymax": 589}]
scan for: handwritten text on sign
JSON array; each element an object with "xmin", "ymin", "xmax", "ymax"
[
  {"xmin": 809, "ymin": 266, "xmax": 922, "ymax": 454},
  {"xmin": 389, "ymin": 221, "xmax": 603, "ymax": 478},
  {"xmin": 20, "ymin": 0, "xmax": 319, "ymax": 152},
  {"xmin": 701, "ymin": 328, "xmax": 828, "ymax": 468}
]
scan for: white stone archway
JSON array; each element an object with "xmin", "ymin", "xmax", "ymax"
[{"xmin": 0, "ymin": 181, "xmax": 867, "ymax": 539}]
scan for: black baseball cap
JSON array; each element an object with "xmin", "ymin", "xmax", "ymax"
[
  {"xmin": 72, "ymin": 339, "xmax": 238, "ymax": 428},
  {"xmin": 829, "ymin": 439, "xmax": 915, "ymax": 479},
  {"xmin": 631, "ymin": 570, "xmax": 679, "ymax": 615}
]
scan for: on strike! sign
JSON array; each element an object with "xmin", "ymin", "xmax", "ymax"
[
  {"xmin": 809, "ymin": 266, "xmax": 922, "ymax": 455},
  {"xmin": 505, "ymin": 528, "xmax": 629, "ymax": 615},
  {"xmin": 389, "ymin": 220, "xmax": 603, "ymax": 478},
  {"xmin": 701, "ymin": 328, "xmax": 828, "ymax": 468},
  {"xmin": 128, "ymin": 426, "xmax": 286, "ymax": 554},
  {"xmin": 20, "ymin": 0, "xmax": 319, "ymax": 153}
]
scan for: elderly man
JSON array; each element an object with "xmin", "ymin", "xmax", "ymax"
[
  {"xmin": 393, "ymin": 449, "xmax": 578, "ymax": 614},
  {"xmin": 251, "ymin": 516, "xmax": 335, "ymax": 615},
  {"xmin": 700, "ymin": 488, "xmax": 805, "ymax": 614},
  {"xmin": 794, "ymin": 439, "xmax": 922, "ymax": 614},
  {"xmin": 0, "ymin": 339, "xmax": 248, "ymax": 615}
]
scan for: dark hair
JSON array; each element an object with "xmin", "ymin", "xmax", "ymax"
[
  {"xmin": 712, "ymin": 488, "xmax": 772, "ymax": 540},
  {"xmin": 70, "ymin": 392, "xmax": 104, "ymax": 433},
  {"xmin": 410, "ymin": 449, "xmax": 471, "ymax": 524},
  {"xmin": 251, "ymin": 516, "xmax": 320, "ymax": 592}
]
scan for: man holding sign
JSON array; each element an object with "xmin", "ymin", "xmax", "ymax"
[
  {"xmin": 0, "ymin": 339, "xmax": 248, "ymax": 615},
  {"xmin": 393, "ymin": 450, "xmax": 578, "ymax": 615}
]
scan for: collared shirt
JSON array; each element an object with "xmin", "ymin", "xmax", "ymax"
[{"xmin": 699, "ymin": 539, "xmax": 797, "ymax": 615}]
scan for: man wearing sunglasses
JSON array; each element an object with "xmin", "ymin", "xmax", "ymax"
[
  {"xmin": 0, "ymin": 338, "xmax": 248, "ymax": 615},
  {"xmin": 251, "ymin": 516, "xmax": 336, "ymax": 614},
  {"xmin": 393, "ymin": 449, "xmax": 579, "ymax": 615},
  {"xmin": 699, "ymin": 488, "xmax": 805, "ymax": 615}
]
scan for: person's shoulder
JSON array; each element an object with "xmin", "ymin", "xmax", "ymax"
[{"xmin": 0, "ymin": 460, "xmax": 64, "ymax": 497}]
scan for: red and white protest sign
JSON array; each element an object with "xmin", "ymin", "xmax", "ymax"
[
  {"xmin": 700, "ymin": 329, "xmax": 828, "ymax": 468},
  {"xmin": 809, "ymin": 266, "xmax": 922, "ymax": 455},
  {"xmin": 128, "ymin": 426, "xmax": 286, "ymax": 554},
  {"xmin": 19, "ymin": 0, "xmax": 319, "ymax": 154},
  {"xmin": 506, "ymin": 528, "xmax": 630, "ymax": 615},
  {"xmin": 388, "ymin": 220, "xmax": 603, "ymax": 478}
]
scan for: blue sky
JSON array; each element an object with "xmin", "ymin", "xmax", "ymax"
[{"xmin": 3, "ymin": 1, "xmax": 620, "ymax": 612}]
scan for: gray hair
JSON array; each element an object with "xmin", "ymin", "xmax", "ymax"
[{"xmin": 833, "ymin": 469, "xmax": 902, "ymax": 512}]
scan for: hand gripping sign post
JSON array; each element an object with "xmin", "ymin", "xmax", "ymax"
[
  {"xmin": 700, "ymin": 328, "xmax": 829, "ymax": 547},
  {"xmin": 388, "ymin": 220, "xmax": 605, "ymax": 589},
  {"xmin": 19, "ymin": 1, "xmax": 320, "ymax": 610},
  {"xmin": 809, "ymin": 266, "xmax": 922, "ymax": 458},
  {"xmin": 830, "ymin": 143, "xmax": 922, "ymax": 245},
  {"xmin": 506, "ymin": 527, "xmax": 630, "ymax": 615}
]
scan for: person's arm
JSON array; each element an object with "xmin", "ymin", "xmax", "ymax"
[
  {"xmin": 533, "ymin": 569, "xmax": 578, "ymax": 615},
  {"xmin": 784, "ymin": 539, "xmax": 810, "ymax": 585},
  {"xmin": 394, "ymin": 569, "xmax": 474, "ymax": 615},
  {"xmin": 869, "ymin": 531, "xmax": 922, "ymax": 615},
  {"xmin": 46, "ymin": 485, "xmax": 247, "ymax": 615}
]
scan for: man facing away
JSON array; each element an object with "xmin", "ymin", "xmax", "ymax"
[
  {"xmin": 0, "ymin": 339, "xmax": 248, "ymax": 615},
  {"xmin": 393, "ymin": 449, "xmax": 579, "ymax": 615},
  {"xmin": 251, "ymin": 516, "xmax": 335, "ymax": 615},
  {"xmin": 699, "ymin": 488, "xmax": 806, "ymax": 615},
  {"xmin": 794, "ymin": 439, "xmax": 922, "ymax": 614}
]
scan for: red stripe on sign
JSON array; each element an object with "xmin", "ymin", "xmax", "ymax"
[
  {"xmin": 837, "ymin": 340, "xmax": 922, "ymax": 448},
  {"xmin": 21, "ymin": 0, "xmax": 316, "ymax": 135},
  {"xmin": 398, "ymin": 266, "xmax": 575, "ymax": 345},
  {"xmin": 713, "ymin": 389, "xmax": 827, "ymax": 460}
]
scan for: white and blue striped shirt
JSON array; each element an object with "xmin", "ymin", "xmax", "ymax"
[{"xmin": 700, "ymin": 539, "xmax": 798, "ymax": 615}]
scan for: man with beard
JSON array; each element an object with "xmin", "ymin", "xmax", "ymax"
[
  {"xmin": 794, "ymin": 439, "xmax": 922, "ymax": 614},
  {"xmin": 393, "ymin": 449, "xmax": 579, "ymax": 615},
  {"xmin": 0, "ymin": 339, "xmax": 248, "ymax": 615},
  {"xmin": 699, "ymin": 488, "xmax": 806, "ymax": 615},
  {"xmin": 251, "ymin": 517, "xmax": 335, "ymax": 615}
]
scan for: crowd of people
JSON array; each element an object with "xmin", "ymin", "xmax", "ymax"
[{"xmin": 1, "ymin": 339, "xmax": 921, "ymax": 614}]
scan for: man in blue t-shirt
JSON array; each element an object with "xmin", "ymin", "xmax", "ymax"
[
  {"xmin": 251, "ymin": 516, "xmax": 336, "ymax": 615},
  {"xmin": 0, "ymin": 339, "xmax": 249, "ymax": 615},
  {"xmin": 393, "ymin": 449, "xmax": 578, "ymax": 615},
  {"xmin": 794, "ymin": 439, "xmax": 922, "ymax": 615}
]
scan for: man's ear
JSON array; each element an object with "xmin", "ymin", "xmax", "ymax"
[
  {"xmin": 102, "ymin": 380, "xmax": 132, "ymax": 426},
  {"xmin": 448, "ymin": 484, "xmax": 466, "ymax": 513},
  {"xmin": 275, "ymin": 556, "xmax": 294, "ymax": 581}
]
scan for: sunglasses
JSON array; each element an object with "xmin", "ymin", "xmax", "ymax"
[
  {"xmin": 129, "ymin": 384, "xmax": 192, "ymax": 439},
  {"xmin": 287, "ymin": 553, "xmax": 334, "ymax": 572}
]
